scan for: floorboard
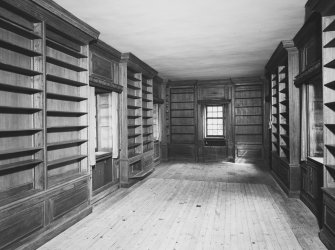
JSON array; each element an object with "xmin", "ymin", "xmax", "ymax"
[{"xmin": 39, "ymin": 162, "xmax": 326, "ymax": 250}]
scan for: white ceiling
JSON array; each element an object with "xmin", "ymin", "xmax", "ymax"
[{"xmin": 54, "ymin": 0, "xmax": 305, "ymax": 80}]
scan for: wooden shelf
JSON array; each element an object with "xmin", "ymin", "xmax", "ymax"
[
  {"xmin": 0, "ymin": 159, "xmax": 42, "ymax": 172},
  {"xmin": 280, "ymin": 88, "xmax": 288, "ymax": 94},
  {"xmin": 143, "ymin": 132, "xmax": 153, "ymax": 136},
  {"xmin": 128, "ymin": 153, "xmax": 141, "ymax": 159},
  {"xmin": 0, "ymin": 82, "xmax": 42, "ymax": 94},
  {"xmin": 280, "ymin": 100, "xmax": 288, "ymax": 105},
  {"xmin": 46, "ymin": 39, "xmax": 87, "ymax": 59},
  {"xmin": 142, "ymin": 89, "xmax": 151, "ymax": 94},
  {"xmin": 0, "ymin": 105, "xmax": 42, "ymax": 114},
  {"xmin": 0, "ymin": 128, "xmax": 42, "ymax": 137},
  {"xmin": 128, "ymin": 115, "xmax": 141, "ymax": 119},
  {"xmin": 47, "ymin": 155, "xmax": 87, "ymax": 167},
  {"xmin": 281, "ymin": 134, "xmax": 289, "ymax": 140},
  {"xmin": 128, "ymin": 143, "xmax": 141, "ymax": 149},
  {"xmin": 279, "ymin": 77, "xmax": 287, "ymax": 83},
  {"xmin": 272, "ymin": 85, "xmax": 277, "ymax": 89},
  {"xmin": 326, "ymin": 165, "xmax": 335, "ymax": 172},
  {"xmin": 127, "ymin": 94, "xmax": 141, "ymax": 99},
  {"xmin": 324, "ymin": 38, "xmax": 335, "ymax": 48},
  {"xmin": 325, "ymin": 81, "xmax": 335, "ymax": 90},
  {"xmin": 142, "ymin": 82, "xmax": 151, "ymax": 87},
  {"xmin": 127, "ymin": 84, "xmax": 141, "ymax": 90},
  {"xmin": 280, "ymin": 112, "xmax": 288, "ymax": 118},
  {"xmin": 142, "ymin": 107, "xmax": 152, "ymax": 111},
  {"xmin": 143, "ymin": 124, "xmax": 152, "ymax": 128},
  {"xmin": 280, "ymin": 145, "xmax": 290, "ymax": 151},
  {"xmin": 0, "ymin": 147, "xmax": 42, "ymax": 157},
  {"xmin": 47, "ymin": 125, "xmax": 87, "ymax": 132},
  {"xmin": 325, "ymin": 59, "xmax": 335, "ymax": 69},
  {"xmin": 143, "ymin": 140, "xmax": 153, "ymax": 145},
  {"xmin": 279, "ymin": 67, "xmax": 287, "ymax": 74},
  {"xmin": 47, "ymin": 110, "xmax": 87, "ymax": 117},
  {"xmin": 326, "ymin": 144, "xmax": 335, "ymax": 151},
  {"xmin": 324, "ymin": 20, "xmax": 335, "ymax": 32},
  {"xmin": 127, "ymin": 76, "xmax": 141, "ymax": 82},
  {"xmin": 127, "ymin": 104, "xmax": 141, "ymax": 109},
  {"xmin": 0, "ymin": 17, "xmax": 42, "ymax": 40},
  {"xmin": 128, "ymin": 134, "xmax": 141, "ymax": 138},
  {"xmin": 47, "ymin": 92, "xmax": 87, "ymax": 102},
  {"xmin": 142, "ymin": 98, "xmax": 151, "ymax": 102},
  {"xmin": 46, "ymin": 56, "xmax": 87, "ymax": 72},
  {"xmin": 143, "ymin": 116, "xmax": 152, "ymax": 119},
  {"xmin": 326, "ymin": 124, "xmax": 335, "ymax": 132},
  {"xmin": 0, "ymin": 39, "xmax": 42, "ymax": 57},
  {"xmin": 128, "ymin": 125, "xmax": 141, "ymax": 128},
  {"xmin": 0, "ymin": 62, "xmax": 42, "ymax": 76},
  {"xmin": 47, "ymin": 139, "xmax": 87, "ymax": 149},
  {"xmin": 46, "ymin": 74, "xmax": 86, "ymax": 87},
  {"xmin": 325, "ymin": 102, "xmax": 335, "ymax": 111}
]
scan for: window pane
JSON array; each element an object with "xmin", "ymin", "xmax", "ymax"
[{"xmin": 206, "ymin": 105, "xmax": 224, "ymax": 137}]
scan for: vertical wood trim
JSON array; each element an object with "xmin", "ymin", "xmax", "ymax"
[{"xmin": 194, "ymin": 82, "xmax": 198, "ymax": 162}]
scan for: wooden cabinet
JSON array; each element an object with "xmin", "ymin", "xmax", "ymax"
[
  {"xmin": 300, "ymin": 158, "xmax": 323, "ymax": 217},
  {"xmin": 265, "ymin": 41, "xmax": 300, "ymax": 196},
  {"xmin": 0, "ymin": 0, "xmax": 99, "ymax": 249}
]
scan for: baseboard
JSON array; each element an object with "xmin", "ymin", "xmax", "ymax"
[{"xmin": 92, "ymin": 183, "xmax": 119, "ymax": 205}]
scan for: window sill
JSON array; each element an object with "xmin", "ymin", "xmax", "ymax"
[{"xmin": 95, "ymin": 151, "xmax": 113, "ymax": 161}]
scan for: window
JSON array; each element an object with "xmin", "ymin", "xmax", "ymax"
[
  {"xmin": 307, "ymin": 82, "xmax": 323, "ymax": 158},
  {"xmin": 153, "ymin": 104, "xmax": 160, "ymax": 141},
  {"xmin": 206, "ymin": 106, "xmax": 224, "ymax": 137}
]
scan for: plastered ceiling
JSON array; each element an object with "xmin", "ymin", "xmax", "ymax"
[{"xmin": 54, "ymin": 0, "xmax": 305, "ymax": 80}]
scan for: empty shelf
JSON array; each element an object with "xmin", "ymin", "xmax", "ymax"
[
  {"xmin": 127, "ymin": 75, "xmax": 141, "ymax": 82},
  {"xmin": 325, "ymin": 102, "xmax": 335, "ymax": 110},
  {"xmin": 128, "ymin": 115, "xmax": 141, "ymax": 119},
  {"xmin": 0, "ymin": 39, "xmax": 42, "ymax": 57},
  {"xmin": 0, "ymin": 159, "xmax": 42, "ymax": 172},
  {"xmin": 325, "ymin": 81, "xmax": 335, "ymax": 90},
  {"xmin": 128, "ymin": 104, "xmax": 141, "ymax": 109},
  {"xmin": 46, "ymin": 74, "xmax": 86, "ymax": 87},
  {"xmin": 325, "ymin": 59, "xmax": 335, "ymax": 69},
  {"xmin": 128, "ymin": 125, "xmax": 141, "ymax": 128},
  {"xmin": 0, "ymin": 62, "xmax": 42, "ymax": 76},
  {"xmin": 324, "ymin": 20, "xmax": 335, "ymax": 32},
  {"xmin": 324, "ymin": 38, "xmax": 335, "ymax": 48},
  {"xmin": 47, "ymin": 92, "xmax": 87, "ymax": 102},
  {"xmin": 47, "ymin": 110, "xmax": 87, "ymax": 117},
  {"xmin": 326, "ymin": 144, "xmax": 335, "ymax": 151},
  {"xmin": 325, "ymin": 124, "xmax": 335, "ymax": 131},
  {"xmin": 143, "ymin": 132, "xmax": 153, "ymax": 136},
  {"xmin": 143, "ymin": 140, "xmax": 153, "ymax": 145},
  {"xmin": 142, "ymin": 107, "xmax": 152, "ymax": 111},
  {"xmin": 280, "ymin": 145, "xmax": 290, "ymax": 151},
  {"xmin": 47, "ymin": 155, "xmax": 87, "ymax": 167},
  {"xmin": 127, "ymin": 84, "xmax": 141, "ymax": 90},
  {"xmin": 128, "ymin": 143, "xmax": 141, "ymax": 149},
  {"xmin": 0, "ymin": 105, "xmax": 41, "ymax": 114},
  {"xmin": 142, "ymin": 89, "xmax": 151, "ymax": 94},
  {"xmin": 127, "ymin": 94, "xmax": 141, "ymax": 99},
  {"xmin": 0, "ymin": 147, "xmax": 42, "ymax": 157},
  {"xmin": 46, "ymin": 39, "xmax": 87, "ymax": 59},
  {"xmin": 143, "ymin": 116, "xmax": 152, "ymax": 119},
  {"xmin": 142, "ymin": 98, "xmax": 151, "ymax": 102},
  {"xmin": 48, "ymin": 172, "xmax": 86, "ymax": 188},
  {"xmin": 46, "ymin": 56, "xmax": 87, "ymax": 72},
  {"xmin": 0, "ymin": 82, "xmax": 42, "ymax": 94},
  {"xmin": 128, "ymin": 134, "xmax": 141, "ymax": 138},
  {"xmin": 326, "ymin": 165, "xmax": 335, "ymax": 172},
  {"xmin": 47, "ymin": 125, "xmax": 87, "ymax": 132},
  {"xmin": 0, "ymin": 17, "xmax": 41, "ymax": 39},
  {"xmin": 0, "ymin": 128, "xmax": 42, "ymax": 137},
  {"xmin": 47, "ymin": 139, "xmax": 87, "ymax": 149}
]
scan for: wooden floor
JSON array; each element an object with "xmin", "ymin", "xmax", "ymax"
[{"xmin": 39, "ymin": 162, "xmax": 326, "ymax": 250}]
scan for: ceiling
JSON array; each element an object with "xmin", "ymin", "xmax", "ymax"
[{"xmin": 54, "ymin": 0, "xmax": 305, "ymax": 80}]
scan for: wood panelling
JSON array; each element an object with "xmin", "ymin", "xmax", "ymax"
[{"xmin": 0, "ymin": 202, "xmax": 44, "ymax": 249}]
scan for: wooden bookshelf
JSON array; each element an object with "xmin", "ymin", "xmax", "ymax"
[
  {"xmin": 320, "ymin": 14, "xmax": 335, "ymax": 249},
  {"xmin": 45, "ymin": 26, "xmax": 89, "ymax": 189},
  {"xmin": 265, "ymin": 40, "xmax": 300, "ymax": 197},
  {"xmin": 121, "ymin": 53, "xmax": 158, "ymax": 185}
]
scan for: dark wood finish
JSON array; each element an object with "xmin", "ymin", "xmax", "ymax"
[{"xmin": 265, "ymin": 40, "xmax": 300, "ymax": 197}]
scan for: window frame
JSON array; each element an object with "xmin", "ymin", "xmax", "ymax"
[{"xmin": 205, "ymin": 105, "xmax": 224, "ymax": 138}]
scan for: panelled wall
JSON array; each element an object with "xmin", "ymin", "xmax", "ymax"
[
  {"xmin": 234, "ymin": 82, "xmax": 264, "ymax": 162},
  {"xmin": 167, "ymin": 78, "xmax": 265, "ymax": 163}
]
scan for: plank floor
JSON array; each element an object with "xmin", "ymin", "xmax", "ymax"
[{"xmin": 39, "ymin": 162, "xmax": 326, "ymax": 250}]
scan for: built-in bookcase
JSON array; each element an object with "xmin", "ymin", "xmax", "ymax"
[
  {"xmin": 45, "ymin": 28, "xmax": 89, "ymax": 188},
  {"xmin": 142, "ymin": 77, "xmax": 154, "ymax": 153},
  {"xmin": 127, "ymin": 70, "xmax": 142, "ymax": 159},
  {"xmin": 271, "ymin": 73, "xmax": 279, "ymax": 154},
  {"xmin": 266, "ymin": 41, "xmax": 300, "ymax": 197},
  {"xmin": 320, "ymin": 14, "xmax": 335, "ymax": 250},
  {"xmin": 0, "ymin": 15, "xmax": 44, "ymax": 204}
]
